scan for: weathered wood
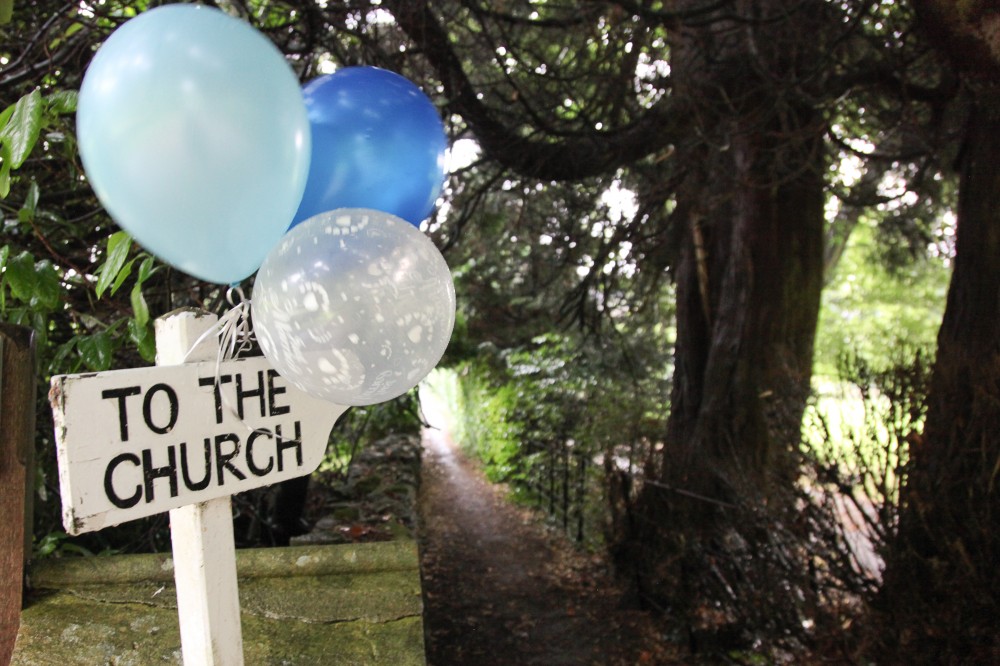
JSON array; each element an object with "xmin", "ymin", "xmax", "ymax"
[
  {"xmin": 0, "ymin": 324, "xmax": 36, "ymax": 666},
  {"xmin": 51, "ymin": 354, "xmax": 343, "ymax": 535},
  {"xmin": 45, "ymin": 306, "xmax": 354, "ymax": 664},
  {"xmin": 172, "ymin": 497, "xmax": 245, "ymax": 666},
  {"xmin": 159, "ymin": 310, "xmax": 245, "ymax": 666}
]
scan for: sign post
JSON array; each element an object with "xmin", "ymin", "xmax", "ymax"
[
  {"xmin": 160, "ymin": 311, "xmax": 243, "ymax": 666},
  {"xmin": 49, "ymin": 308, "xmax": 348, "ymax": 665}
]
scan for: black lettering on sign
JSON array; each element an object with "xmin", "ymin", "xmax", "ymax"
[
  {"xmin": 236, "ymin": 371, "xmax": 266, "ymax": 420},
  {"xmin": 142, "ymin": 446, "xmax": 178, "ymax": 503},
  {"xmin": 246, "ymin": 430, "xmax": 274, "ymax": 477},
  {"xmin": 214, "ymin": 433, "xmax": 247, "ymax": 485},
  {"xmin": 104, "ymin": 452, "xmax": 142, "ymax": 508},
  {"xmin": 180, "ymin": 439, "xmax": 212, "ymax": 491},
  {"xmin": 142, "ymin": 383, "xmax": 179, "ymax": 435},
  {"xmin": 102, "ymin": 386, "xmax": 141, "ymax": 441},
  {"xmin": 199, "ymin": 374, "xmax": 232, "ymax": 425},
  {"xmin": 275, "ymin": 421, "xmax": 303, "ymax": 472},
  {"xmin": 267, "ymin": 370, "xmax": 290, "ymax": 416}
]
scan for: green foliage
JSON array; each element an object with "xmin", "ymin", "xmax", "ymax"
[
  {"xmin": 2, "ymin": 249, "xmax": 59, "ymax": 308},
  {"xmin": 0, "ymin": 235, "xmax": 157, "ymax": 373},
  {"xmin": 815, "ymin": 217, "xmax": 949, "ymax": 377},
  {"xmin": 0, "ymin": 88, "xmax": 76, "ymax": 198},
  {"xmin": 428, "ymin": 330, "xmax": 669, "ymax": 543},
  {"xmin": 0, "ymin": 84, "xmax": 168, "ymax": 555},
  {"xmin": 94, "ymin": 230, "xmax": 134, "ymax": 298},
  {"xmin": 95, "ymin": 231, "xmax": 158, "ymax": 361},
  {"xmin": 0, "ymin": 89, "xmax": 43, "ymax": 197},
  {"xmin": 34, "ymin": 530, "xmax": 99, "ymax": 559},
  {"xmin": 318, "ymin": 392, "xmax": 424, "ymax": 478},
  {"xmin": 0, "ymin": 88, "xmax": 77, "ymax": 348},
  {"xmin": 795, "ymin": 349, "xmax": 933, "ymax": 630},
  {"xmin": 433, "ymin": 362, "xmax": 525, "ymax": 483},
  {"xmin": 807, "ymin": 350, "xmax": 930, "ymax": 510},
  {"xmin": 0, "ymin": 248, "xmax": 61, "ymax": 356}
]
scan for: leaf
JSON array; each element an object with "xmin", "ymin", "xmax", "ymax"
[
  {"xmin": 78, "ymin": 331, "xmax": 114, "ymax": 371},
  {"xmin": 0, "ymin": 0, "xmax": 12, "ymax": 25},
  {"xmin": 0, "ymin": 245, "xmax": 8, "ymax": 310},
  {"xmin": 17, "ymin": 180, "xmax": 39, "ymax": 223},
  {"xmin": 128, "ymin": 256, "xmax": 157, "ymax": 332},
  {"xmin": 30, "ymin": 309, "xmax": 47, "ymax": 348},
  {"xmin": 136, "ymin": 255, "xmax": 156, "ymax": 283},
  {"xmin": 0, "ymin": 145, "xmax": 11, "ymax": 199},
  {"xmin": 35, "ymin": 532, "xmax": 67, "ymax": 558},
  {"xmin": 3, "ymin": 252, "xmax": 61, "ymax": 311},
  {"xmin": 0, "ymin": 103, "xmax": 14, "ymax": 129},
  {"xmin": 0, "ymin": 89, "xmax": 44, "ymax": 168},
  {"xmin": 49, "ymin": 338, "xmax": 80, "ymax": 374},
  {"xmin": 128, "ymin": 318, "xmax": 155, "ymax": 362},
  {"xmin": 109, "ymin": 257, "xmax": 136, "ymax": 296},
  {"xmin": 95, "ymin": 230, "xmax": 132, "ymax": 298},
  {"xmin": 4, "ymin": 250, "xmax": 36, "ymax": 302},
  {"xmin": 32, "ymin": 259, "xmax": 61, "ymax": 310},
  {"xmin": 130, "ymin": 280, "xmax": 149, "ymax": 328},
  {"xmin": 46, "ymin": 90, "xmax": 78, "ymax": 115}
]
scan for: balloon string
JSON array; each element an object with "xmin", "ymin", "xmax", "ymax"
[
  {"xmin": 181, "ymin": 289, "xmax": 254, "ymax": 368},
  {"xmin": 182, "ymin": 293, "xmax": 275, "ymax": 438}
]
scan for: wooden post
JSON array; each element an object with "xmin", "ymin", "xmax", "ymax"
[
  {"xmin": 156, "ymin": 309, "xmax": 244, "ymax": 666},
  {"xmin": 0, "ymin": 324, "xmax": 36, "ymax": 666}
]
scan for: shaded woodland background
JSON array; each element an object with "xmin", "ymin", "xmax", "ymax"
[{"xmin": 2, "ymin": 1, "xmax": 998, "ymax": 663}]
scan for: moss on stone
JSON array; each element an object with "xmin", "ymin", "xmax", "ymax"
[{"xmin": 13, "ymin": 542, "xmax": 425, "ymax": 665}]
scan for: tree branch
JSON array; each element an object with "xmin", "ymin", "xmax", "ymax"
[{"xmin": 384, "ymin": 0, "xmax": 680, "ymax": 181}]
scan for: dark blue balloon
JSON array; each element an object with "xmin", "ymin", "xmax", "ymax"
[{"xmin": 291, "ymin": 67, "xmax": 447, "ymax": 228}]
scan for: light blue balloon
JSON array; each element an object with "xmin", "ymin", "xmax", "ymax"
[
  {"xmin": 291, "ymin": 67, "xmax": 447, "ymax": 228},
  {"xmin": 77, "ymin": 5, "xmax": 310, "ymax": 285}
]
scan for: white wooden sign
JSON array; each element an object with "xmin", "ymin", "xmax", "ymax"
[
  {"xmin": 51, "ymin": 354, "xmax": 346, "ymax": 535},
  {"xmin": 49, "ymin": 309, "xmax": 357, "ymax": 665}
]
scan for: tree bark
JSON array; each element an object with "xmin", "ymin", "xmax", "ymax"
[
  {"xmin": 617, "ymin": 0, "xmax": 828, "ymax": 645},
  {"xmin": 878, "ymin": 88, "xmax": 1000, "ymax": 664},
  {"xmin": 876, "ymin": 3, "xmax": 1000, "ymax": 661},
  {"xmin": 391, "ymin": 0, "xmax": 830, "ymax": 646},
  {"xmin": 0, "ymin": 324, "xmax": 36, "ymax": 665}
]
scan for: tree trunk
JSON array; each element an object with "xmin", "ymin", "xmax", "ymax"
[
  {"xmin": 668, "ymin": 132, "xmax": 825, "ymax": 495},
  {"xmin": 616, "ymin": 1, "xmax": 828, "ymax": 647},
  {"xmin": 878, "ymin": 87, "xmax": 1000, "ymax": 662},
  {"xmin": 877, "ymin": 3, "xmax": 1000, "ymax": 661},
  {"xmin": 392, "ymin": 0, "xmax": 831, "ymax": 647}
]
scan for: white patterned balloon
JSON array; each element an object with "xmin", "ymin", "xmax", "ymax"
[{"xmin": 252, "ymin": 209, "xmax": 456, "ymax": 406}]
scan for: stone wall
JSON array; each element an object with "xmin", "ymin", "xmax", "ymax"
[
  {"xmin": 13, "ymin": 541, "xmax": 425, "ymax": 665},
  {"xmin": 11, "ymin": 433, "xmax": 427, "ymax": 665}
]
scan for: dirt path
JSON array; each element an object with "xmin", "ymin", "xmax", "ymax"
[{"xmin": 417, "ymin": 425, "xmax": 679, "ymax": 665}]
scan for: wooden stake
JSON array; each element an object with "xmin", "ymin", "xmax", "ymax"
[
  {"xmin": 0, "ymin": 324, "xmax": 35, "ymax": 666},
  {"xmin": 156, "ymin": 310, "xmax": 244, "ymax": 666}
]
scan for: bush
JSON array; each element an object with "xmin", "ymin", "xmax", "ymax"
[{"xmin": 428, "ymin": 333, "xmax": 670, "ymax": 546}]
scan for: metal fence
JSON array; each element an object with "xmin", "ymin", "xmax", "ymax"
[{"xmin": 521, "ymin": 439, "xmax": 592, "ymax": 544}]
